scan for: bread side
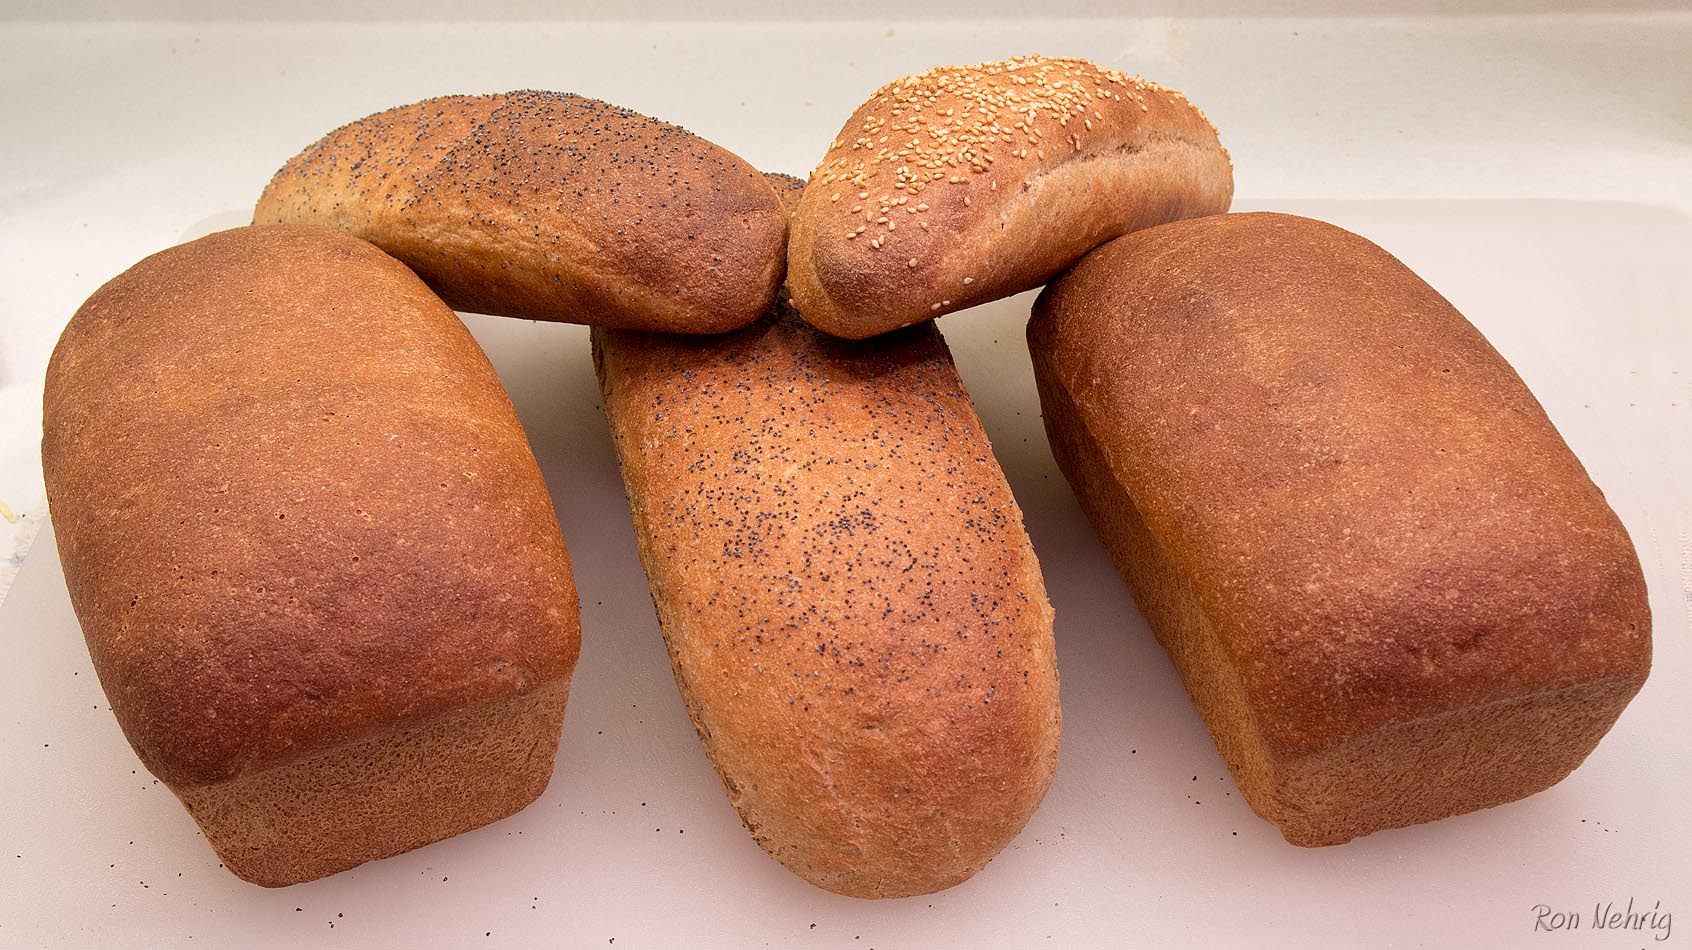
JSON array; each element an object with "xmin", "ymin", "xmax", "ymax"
[
  {"xmin": 1027, "ymin": 211, "xmax": 1650, "ymax": 845},
  {"xmin": 788, "ymin": 55, "xmax": 1233, "ymax": 338},
  {"xmin": 255, "ymin": 91, "xmax": 788, "ymax": 334},
  {"xmin": 43, "ymin": 225, "xmax": 582, "ymax": 883},
  {"xmin": 593, "ymin": 295, "xmax": 1060, "ymax": 897}
]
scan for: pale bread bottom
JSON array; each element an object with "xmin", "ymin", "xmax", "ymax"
[
  {"xmin": 176, "ymin": 679, "xmax": 569, "ymax": 886},
  {"xmin": 1033, "ymin": 357, "xmax": 1634, "ymax": 846}
]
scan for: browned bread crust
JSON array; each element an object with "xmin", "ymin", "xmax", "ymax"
[
  {"xmin": 788, "ymin": 56, "xmax": 1233, "ymax": 339},
  {"xmin": 763, "ymin": 171, "xmax": 807, "ymax": 211},
  {"xmin": 593, "ymin": 178, "xmax": 1059, "ymax": 896},
  {"xmin": 254, "ymin": 91, "xmax": 788, "ymax": 334},
  {"xmin": 1027, "ymin": 212, "xmax": 1650, "ymax": 846},
  {"xmin": 43, "ymin": 225, "xmax": 582, "ymax": 885}
]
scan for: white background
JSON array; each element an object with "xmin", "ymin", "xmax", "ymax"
[{"xmin": 1, "ymin": 6, "xmax": 1688, "ymax": 948}]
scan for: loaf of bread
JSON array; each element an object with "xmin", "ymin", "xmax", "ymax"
[
  {"xmin": 787, "ymin": 55, "xmax": 1233, "ymax": 339},
  {"xmin": 42, "ymin": 225, "xmax": 582, "ymax": 885},
  {"xmin": 593, "ymin": 175, "xmax": 1060, "ymax": 898},
  {"xmin": 1027, "ymin": 212, "xmax": 1650, "ymax": 846},
  {"xmin": 254, "ymin": 91, "xmax": 788, "ymax": 334}
]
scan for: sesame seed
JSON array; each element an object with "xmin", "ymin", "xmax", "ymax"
[
  {"xmin": 908, "ymin": 258, "xmax": 918, "ymax": 267},
  {"xmin": 962, "ymin": 276, "xmax": 974, "ymax": 285},
  {"xmin": 812, "ymin": 56, "xmax": 1192, "ymax": 238}
]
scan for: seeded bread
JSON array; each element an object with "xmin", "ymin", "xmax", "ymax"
[
  {"xmin": 1027, "ymin": 212, "xmax": 1651, "ymax": 846},
  {"xmin": 788, "ymin": 55, "xmax": 1233, "ymax": 339},
  {"xmin": 43, "ymin": 225, "xmax": 582, "ymax": 885},
  {"xmin": 254, "ymin": 91, "xmax": 788, "ymax": 334},
  {"xmin": 592, "ymin": 175, "xmax": 1060, "ymax": 898}
]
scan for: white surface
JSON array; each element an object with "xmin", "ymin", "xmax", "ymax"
[{"xmin": 2, "ymin": 12, "xmax": 1690, "ymax": 949}]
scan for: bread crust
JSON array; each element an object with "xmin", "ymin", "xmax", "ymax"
[
  {"xmin": 43, "ymin": 225, "xmax": 581, "ymax": 883},
  {"xmin": 1027, "ymin": 212, "xmax": 1651, "ymax": 845},
  {"xmin": 254, "ymin": 91, "xmax": 788, "ymax": 334},
  {"xmin": 594, "ymin": 177, "xmax": 1058, "ymax": 896},
  {"xmin": 788, "ymin": 56, "xmax": 1233, "ymax": 338}
]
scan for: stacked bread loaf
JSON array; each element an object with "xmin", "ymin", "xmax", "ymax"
[
  {"xmin": 43, "ymin": 54, "xmax": 1649, "ymax": 895},
  {"xmin": 787, "ymin": 56, "xmax": 1233, "ymax": 337},
  {"xmin": 254, "ymin": 91, "xmax": 790, "ymax": 334}
]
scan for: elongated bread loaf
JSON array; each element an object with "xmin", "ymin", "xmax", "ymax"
[
  {"xmin": 1028, "ymin": 212, "xmax": 1651, "ymax": 846},
  {"xmin": 254, "ymin": 91, "xmax": 788, "ymax": 334},
  {"xmin": 43, "ymin": 225, "xmax": 582, "ymax": 885},
  {"xmin": 788, "ymin": 55, "xmax": 1233, "ymax": 338},
  {"xmin": 593, "ymin": 177, "xmax": 1060, "ymax": 897}
]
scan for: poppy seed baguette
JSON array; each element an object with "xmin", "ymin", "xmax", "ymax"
[
  {"xmin": 43, "ymin": 225, "xmax": 582, "ymax": 885},
  {"xmin": 255, "ymin": 91, "xmax": 788, "ymax": 334},
  {"xmin": 1027, "ymin": 212, "xmax": 1650, "ymax": 846},
  {"xmin": 592, "ymin": 173, "xmax": 1060, "ymax": 898}
]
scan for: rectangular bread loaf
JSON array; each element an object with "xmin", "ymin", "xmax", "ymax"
[
  {"xmin": 42, "ymin": 225, "xmax": 581, "ymax": 885},
  {"xmin": 1027, "ymin": 211, "xmax": 1650, "ymax": 846}
]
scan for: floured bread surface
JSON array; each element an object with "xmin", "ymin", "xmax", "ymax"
[
  {"xmin": 255, "ymin": 91, "xmax": 789, "ymax": 334},
  {"xmin": 789, "ymin": 55, "xmax": 1233, "ymax": 338},
  {"xmin": 43, "ymin": 224, "xmax": 582, "ymax": 885},
  {"xmin": 594, "ymin": 222, "xmax": 1060, "ymax": 896}
]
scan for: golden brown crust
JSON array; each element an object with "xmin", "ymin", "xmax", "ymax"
[
  {"xmin": 763, "ymin": 171, "xmax": 807, "ymax": 215},
  {"xmin": 43, "ymin": 225, "xmax": 581, "ymax": 881},
  {"xmin": 788, "ymin": 56, "xmax": 1233, "ymax": 339},
  {"xmin": 1028, "ymin": 211, "xmax": 1651, "ymax": 844},
  {"xmin": 593, "ymin": 200, "xmax": 1059, "ymax": 895},
  {"xmin": 182, "ymin": 680, "xmax": 570, "ymax": 886},
  {"xmin": 254, "ymin": 91, "xmax": 788, "ymax": 334}
]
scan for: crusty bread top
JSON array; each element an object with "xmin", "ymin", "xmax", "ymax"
[
  {"xmin": 763, "ymin": 172, "xmax": 807, "ymax": 213},
  {"xmin": 1028, "ymin": 212, "xmax": 1650, "ymax": 756},
  {"xmin": 254, "ymin": 91, "xmax": 788, "ymax": 334},
  {"xmin": 789, "ymin": 56, "xmax": 1233, "ymax": 338},
  {"xmin": 43, "ymin": 225, "xmax": 581, "ymax": 787},
  {"xmin": 594, "ymin": 172, "xmax": 1059, "ymax": 894}
]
